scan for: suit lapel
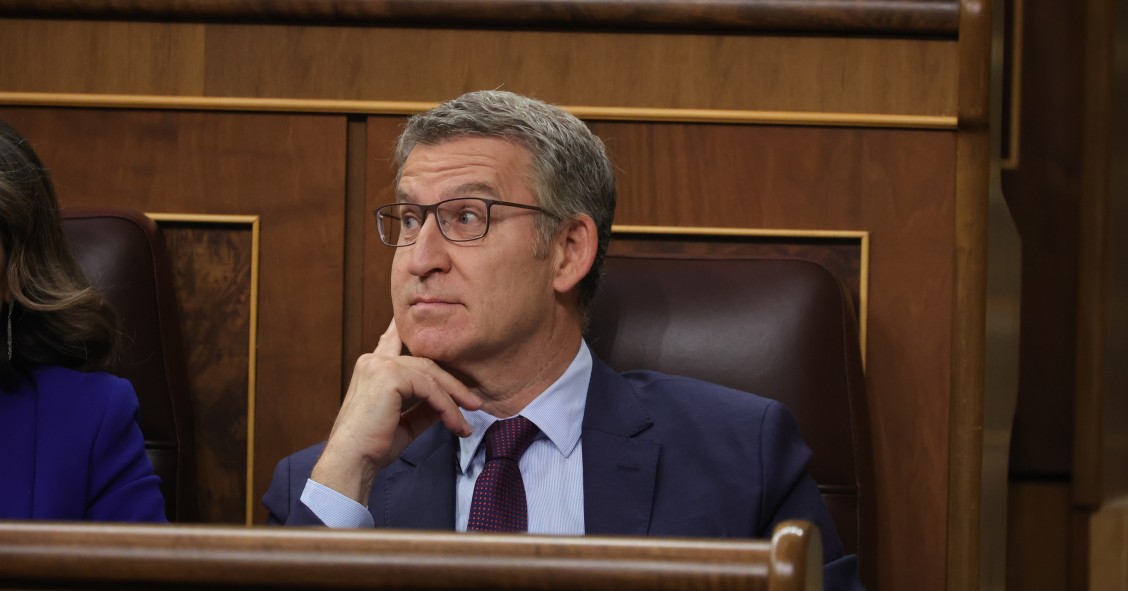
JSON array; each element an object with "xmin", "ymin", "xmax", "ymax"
[
  {"xmin": 581, "ymin": 358, "xmax": 660, "ymax": 536},
  {"xmin": 374, "ymin": 424, "xmax": 457, "ymax": 530}
]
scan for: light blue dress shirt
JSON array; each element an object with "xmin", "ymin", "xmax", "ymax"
[{"xmin": 301, "ymin": 342, "xmax": 592, "ymax": 534}]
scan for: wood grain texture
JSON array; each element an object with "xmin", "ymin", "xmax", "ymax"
[
  {"xmin": 948, "ymin": 0, "xmax": 993, "ymax": 589},
  {"xmin": 341, "ymin": 117, "xmax": 367, "ymax": 400},
  {"xmin": 0, "ymin": 19, "xmax": 205, "ymax": 96},
  {"xmin": 0, "ymin": 18, "xmax": 958, "ymax": 117},
  {"xmin": 0, "ymin": 521, "xmax": 822, "ymax": 591},
  {"xmin": 361, "ymin": 117, "xmax": 400, "ymax": 356},
  {"xmin": 160, "ymin": 224, "xmax": 252, "ymax": 524},
  {"xmin": 0, "ymin": 107, "xmax": 348, "ymax": 525},
  {"xmin": 204, "ymin": 24, "xmax": 956, "ymax": 117},
  {"xmin": 0, "ymin": 0, "xmax": 960, "ymax": 36}
]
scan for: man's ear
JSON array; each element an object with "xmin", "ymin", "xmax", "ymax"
[{"xmin": 551, "ymin": 215, "xmax": 598, "ymax": 295}]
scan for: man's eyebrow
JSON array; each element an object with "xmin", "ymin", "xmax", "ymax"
[{"xmin": 395, "ymin": 182, "xmax": 500, "ymax": 204}]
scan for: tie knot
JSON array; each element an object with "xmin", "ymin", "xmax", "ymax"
[{"xmin": 483, "ymin": 416, "xmax": 540, "ymax": 462}]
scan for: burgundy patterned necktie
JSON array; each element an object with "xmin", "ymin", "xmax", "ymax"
[{"xmin": 467, "ymin": 416, "xmax": 541, "ymax": 532}]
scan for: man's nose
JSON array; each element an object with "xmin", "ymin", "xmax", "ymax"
[{"xmin": 405, "ymin": 213, "xmax": 451, "ymax": 275}]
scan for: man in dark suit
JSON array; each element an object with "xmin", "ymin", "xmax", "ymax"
[{"xmin": 264, "ymin": 90, "xmax": 863, "ymax": 590}]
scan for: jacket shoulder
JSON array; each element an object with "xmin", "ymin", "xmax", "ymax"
[
  {"xmin": 618, "ymin": 369, "xmax": 781, "ymax": 418},
  {"xmin": 31, "ymin": 366, "xmax": 135, "ymax": 408}
]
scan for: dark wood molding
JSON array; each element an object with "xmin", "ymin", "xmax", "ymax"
[
  {"xmin": 0, "ymin": 0, "xmax": 960, "ymax": 36},
  {"xmin": 948, "ymin": 0, "xmax": 993, "ymax": 588}
]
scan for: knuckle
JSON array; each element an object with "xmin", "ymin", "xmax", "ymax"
[{"xmin": 354, "ymin": 353, "xmax": 378, "ymax": 370}]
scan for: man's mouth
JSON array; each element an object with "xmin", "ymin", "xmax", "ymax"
[{"xmin": 409, "ymin": 296, "xmax": 460, "ymax": 312}]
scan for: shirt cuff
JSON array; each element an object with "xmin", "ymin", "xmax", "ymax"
[{"xmin": 300, "ymin": 479, "xmax": 376, "ymax": 528}]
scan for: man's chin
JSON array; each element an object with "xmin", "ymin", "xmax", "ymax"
[{"xmin": 400, "ymin": 327, "xmax": 463, "ymax": 362}]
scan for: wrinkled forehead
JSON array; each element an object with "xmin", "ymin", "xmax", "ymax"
[
  {"xmin": 394, "ymin": 137, "xmax": 539, "ymax": 204},
  {"xmin": 396, "ymin": 182, "xmax": 502, "ymax": 205}
]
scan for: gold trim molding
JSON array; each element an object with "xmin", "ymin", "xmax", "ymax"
[
  {"xmin": 145, "ymin": 212, "xmax": 261, "ymax": 526},
  {"xmin": 0, "ymin": 92, "xmax": 958, "ymax": 130},
  {"xmin": 611, "ymin": 224, "xmax": 870, "ymax": 366}
]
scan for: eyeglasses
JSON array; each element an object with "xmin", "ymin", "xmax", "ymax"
[{"xmin": 373, "ymin": 197, "xmax": 550, "ymax": 247}]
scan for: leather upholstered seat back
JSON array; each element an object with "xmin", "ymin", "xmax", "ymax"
[
  {"xmin": 61, "ymin": 208, "xmax": 196, "ymax": 522},
  {"xmin": 587, "ymin": 254, "xmax": 873, "ymax": 576}
]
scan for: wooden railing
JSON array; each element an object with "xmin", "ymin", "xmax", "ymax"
[{"xmin": 0, "ymin": 520, "xmax": 822, "ymax": 591}]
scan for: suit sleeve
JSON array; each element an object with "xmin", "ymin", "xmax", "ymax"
[
  {"xmin": 86, "ymin": 379, "xmax": 168, "ymax": 522},
  {"xmin": 262, "ymin": 446, "xmax": 361, "ymax": 526},
  {"xmin": 262, "ymin": 455, "xmax": 295, "ymax": 524},
  {"xmin": 759, "ymin": 401, "xmax": 865, "ymax": 591},
  {"xmin": 263, "ymin": 454, "xmax": 326, "ymax": 525}
]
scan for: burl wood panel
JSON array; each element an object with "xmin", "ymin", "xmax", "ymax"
[
  {"xmin": 0, "ymin": 18, "xmax": 958, "ymax": 117},
  {"xmin": 363, "ymin": 116, "xmax": 954, "ymax": 591},
  {"xmin": 161, "ymin": 224, "xmax": 253, "ymax": 524},
  {"xmin": 0, "ymin": 107, "xmax": 347, "ymax": 524}
]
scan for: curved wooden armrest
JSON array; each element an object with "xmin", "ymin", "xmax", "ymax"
[{"xmin": 770, "ymin": 520, "xmax": 824, "ymax": 591}]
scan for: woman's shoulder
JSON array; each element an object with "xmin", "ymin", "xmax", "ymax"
[{"xmin": 33, "ymin": 365, "xmax": 130, "ymax": 386}]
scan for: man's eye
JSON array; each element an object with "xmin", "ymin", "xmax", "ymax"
[
  {"xmin": 401, "ymin": 213, "xmax": 423, "ymax": 229},
  {"xmin": 455, "ymin": 210, "xmax": 482, "ymax": 225}
]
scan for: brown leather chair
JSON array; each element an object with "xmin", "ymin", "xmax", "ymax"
[
  {"xmin": 587, "ymin": 254, "xmax": 874, "ymax": 585},
  {"xmin": 60, "ymin": 208, "xmax": 196, "ymax": 522}
]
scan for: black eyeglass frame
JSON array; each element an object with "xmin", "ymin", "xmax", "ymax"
[{"xmin": 372, "ymin": 197, "xmax": 551, "ymax": 247}]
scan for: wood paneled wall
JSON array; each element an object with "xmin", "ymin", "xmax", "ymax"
[
  {"xmin": 0, "ymin": 3, "xmax": 993, "ymax": 591},
  {"xmin": 0, "ymin": 19, "xmax": 958, "ymax": 116}
]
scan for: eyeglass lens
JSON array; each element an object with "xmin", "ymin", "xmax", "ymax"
[{"xmin": 378, "ymin": 198, "xmax": 491, "ymax": 245}]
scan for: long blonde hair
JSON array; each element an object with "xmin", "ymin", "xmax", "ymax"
[{"xmin": 0, "ymin": 119, "xmax": 118, "ymax": 381}]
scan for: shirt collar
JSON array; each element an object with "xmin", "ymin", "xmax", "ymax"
[{"xmin": 458, "ymin": 341, "xmax": 592, "ymax": 473}]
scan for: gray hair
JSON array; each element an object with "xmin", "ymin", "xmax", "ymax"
[{"xmin": 393, "ymin": 90, "xmax": 616, "ymax": 312}]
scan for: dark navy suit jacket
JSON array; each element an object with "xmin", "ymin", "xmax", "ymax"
[
  {"xmin": 0, "ymin": 366, "xmax": 167, "ymax": 522},
  {"xmin": 264, "ymin": 356, "xmax": 864, "ymax": 590}
]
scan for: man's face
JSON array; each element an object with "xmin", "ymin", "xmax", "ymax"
[{"xmin": 391, "ymin": 137, "xmax": 557, "ymax": 366}]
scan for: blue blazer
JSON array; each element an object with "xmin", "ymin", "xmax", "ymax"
[
  {"xmin": 0, "ymin": 366, "xmax": 167, "ymax": 522},
  {"xmin": 264, "ymin": 356, "xmax": 863, "ymax": 590}
]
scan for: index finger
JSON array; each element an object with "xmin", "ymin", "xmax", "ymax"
[{"xmin": 373, "ymin": 319, "xmax": 403, "ymax": 359}]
